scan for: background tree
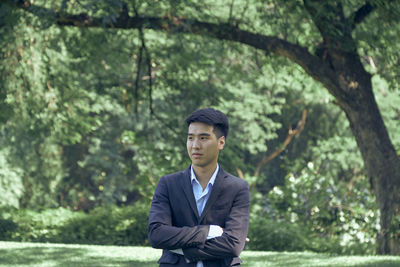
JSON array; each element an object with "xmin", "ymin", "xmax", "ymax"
[{"xmin": 1, "ymin": 0, "xmax": 400, "ymax": 254}]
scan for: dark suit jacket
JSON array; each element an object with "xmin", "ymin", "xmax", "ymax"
[{"xmin": 148, "ymin": 165, "xmax": 250, "ymax": 267}]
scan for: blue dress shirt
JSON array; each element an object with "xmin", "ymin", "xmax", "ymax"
[
  {"xmin": 191, "ymin": 164, "xmax": 219, "ymax": 217},
  {"xmin": 191, "ymin": 164, "xmax": 219, "ymax": 267}
]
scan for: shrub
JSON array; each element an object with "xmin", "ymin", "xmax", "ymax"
[
  {"xmin": 0, "ymin": 202, "xmax": 150, "ymax": 246},
  {"xmin": 247, "ymin": 216, "xmax": 310, "ymax": 251},
  {"xmin": 58, "ymin": 202, "xmax": 149, "ymax": 245},
  {"xmin": 0, "ymin": 207, "xmax": 80, "ymax": 242},
  {"xmin": 0, "ymin": 218, "xmax": 18, "ymax": 239}
]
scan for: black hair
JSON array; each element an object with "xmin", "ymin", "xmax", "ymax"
[{"xmin": 185, "ymin": 108, "xmax": 229, "ymax": 139}]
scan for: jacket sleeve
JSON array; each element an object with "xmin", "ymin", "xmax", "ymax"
[
  {"xmin": 182, "ymin": 182, "xmax": 250, "ymax": 261},
  {"xmin": 148, "ymin": 176, "xmax": 209, "ymax": 250}
]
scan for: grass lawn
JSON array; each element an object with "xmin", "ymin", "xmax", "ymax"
[{"xmin": 1, "ymin": 241, "xmax": 400, "ymax": 267}]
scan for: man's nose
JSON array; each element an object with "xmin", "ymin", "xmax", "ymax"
[{"xmin": 192, "ymin": 138, "xmax": 200, "ymax": 148}]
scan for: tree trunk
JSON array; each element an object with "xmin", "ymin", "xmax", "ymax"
[
  {"xmin": 302, "ymin": 0, "xmax": 400, "ymax": 253},
  {"xmin": 341, "ymin": 87, "xmax": 400, "ymax": 254},
  {"xmin": 327, "ymin": 53, "xmax": 400, "ymax": 254}
]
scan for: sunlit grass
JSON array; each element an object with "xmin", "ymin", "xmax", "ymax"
[
  {"xmin": 240, "ymin": 251, "xmax": 400, "ymax": 266},
  {"xmin": 1, "ymin": 241, "xmax": 400, "ymax": 266},
  {"xmin": 0, "ymin": 241, "xmax": 160, "ymax": 267}
]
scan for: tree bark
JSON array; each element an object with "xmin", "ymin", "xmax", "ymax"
[
  {"xmin": 328, "ymin": 60, "xmax": 400, "ymax": 254},
  {"xmin": 343, "ymin": 93, "xmax": 400, "ymax": 254},
  {"xmin": 302, "ymin": 0, "xmax": 400, "ymax": 254},
  {"xmin": 339, "ymin": 77, "xmax": 400, "ymax": 254}
]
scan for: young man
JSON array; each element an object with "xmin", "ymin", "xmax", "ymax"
[{"xmin": 148, "ymin": 108, "xmax": 250, "ymax": 267}]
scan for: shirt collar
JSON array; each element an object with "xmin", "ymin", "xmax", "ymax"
[{"xmin": 190, "ymin": 164, "xmax": 219, "ymax": 186}]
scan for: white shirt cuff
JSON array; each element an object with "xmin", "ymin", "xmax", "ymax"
[
  {"xmin": 170, "ymin": 225, "xmax": 222, "ymax": 255},
  {"xmin": 207, "ymin": 225, "xmax": 223, "ymax": 239},
  {"xmin": 170, "ymin": 248, "xmax": 184, "ymax": 255}
]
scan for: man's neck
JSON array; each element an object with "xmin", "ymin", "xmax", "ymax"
[{"xmin": 192, "ymin": 164, "xmax": 218, "ymax": 190}]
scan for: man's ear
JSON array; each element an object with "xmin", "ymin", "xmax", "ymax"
[{"xmin": 218, "ymin": 136, "xmax": 225, "ymax": 150}]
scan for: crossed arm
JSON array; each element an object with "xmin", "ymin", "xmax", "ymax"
[
  {"xmin": 148, "ymin": 177, "xmax": 209, "ymax": 249},
  {"xmin": 183, "ymin": 186, "xmax": 250, "ymax": 260},
  {"xmin": 148, "ymin": 177, "xmax": 250, "ymax": 261}
]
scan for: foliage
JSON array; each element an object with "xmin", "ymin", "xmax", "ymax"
[
  {"xmin": 0, "ymin": 206, "xmax": 77, "ymax": 242},
  {"xmin": 1, "ymin": 0, "xmax": 400, "ymax": 254},
  {"xmin": 57, "ymin": 202, "xmax": 149, "ymax": 245},
  {"xmin": 0, "ymin": 149, "xmax": 24, "ymax": 208},
  {"xmin": 253, "ymin": 130, "xmax": 380, "ymax": 255},
  {"xmin": 0, "ymin": 219, "xmax": 18, "ymax": 240},
  {"xmin": 0, "ymin": 202, "xmax": 149, "ymax": 246},
  {"xmin": 247, "ymin": 215, "xmax": 310, "ymax": 252},
  {"xmin": 372, "ymin": 75, "xmax": 400, "ymax": 151},
  {"xmin": 0, "ymin": 0, "xmax": 292, "ymax": 209},
  {"xmin": 245, "ymin": 83, "xmax": 393, "ymax": 254}
]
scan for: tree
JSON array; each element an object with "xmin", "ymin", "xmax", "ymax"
[{"xmin": 2, "ymin": 0, "xmax": 400, "ymax": 254}]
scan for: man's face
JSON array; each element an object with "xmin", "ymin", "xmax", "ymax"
[{"xmin": 187, "ymin": 122, "xmax": 225, "ymax": 169}]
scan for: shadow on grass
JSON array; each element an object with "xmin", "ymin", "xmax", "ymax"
[{"xmin": 0, "ymin": 247, "xmax": 158, "ymax": 267}]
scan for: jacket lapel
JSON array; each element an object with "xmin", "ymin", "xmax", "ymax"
[
  {"xmin": 181, "ymin": 166, "xmax": 200, "ymax": 220},
  {"xmin": 199, "ymin": 168, "xmax": 226, "ymax": 223}
]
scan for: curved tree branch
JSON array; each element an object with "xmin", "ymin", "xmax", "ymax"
[
  {"xmin": 5, "ymin": 0, "xmax": 344, "ymax": 100},
  {"xmin": 351, "ymin": 2, "xmax": 375, "ymax": 27},
  {"xmin": 349, "ymin": 0, "xmax": 395, "ymax": 30},
  {"xmin": 134, "ymin": 31, "xmax": 144, "ymax": 114},
  {"xmin": 303, "ymin": 0, "xmax": 351, "ymax": 47},
  {"xmin": 254, "ymin": 109, "xmax": 307, "ymax": 178}
]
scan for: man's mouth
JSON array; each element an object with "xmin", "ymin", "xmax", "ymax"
[{"xmin": 192, "ymin": 153, "xmax": 202, "ymax": 158}]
